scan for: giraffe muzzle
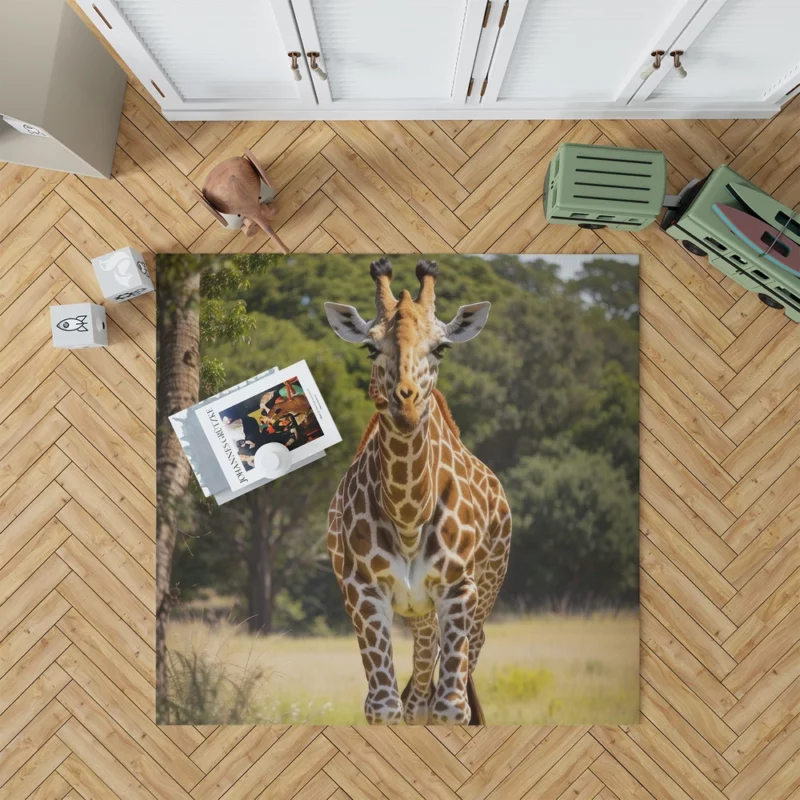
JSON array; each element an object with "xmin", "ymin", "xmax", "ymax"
[{"xmin": 391, "ymin": 380, "xmax": 422, "ymax": 431}]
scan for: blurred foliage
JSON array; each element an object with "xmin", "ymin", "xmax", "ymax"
[{"xmin": 167, "ymin": 253, "xmax": 640, "ymax": 632}]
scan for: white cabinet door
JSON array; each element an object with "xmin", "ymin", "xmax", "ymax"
[
  {"xmin": 633, "ymin": 0, "xmax": 800, "ymax": 109},
  {"xmin": 77, "ymin": 0, "xmax": 317, "ymax": 112},
  {"xmin": 288, "ymin": 0, "xmax": 486, "ymax": 109},
  {"xmin": 479, "ymin": 0, "xmax": 706, "ymax": 111}
]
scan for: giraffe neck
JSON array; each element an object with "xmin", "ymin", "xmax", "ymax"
[{"xmin": 376, "ymin": 401, "xmax": 439, "ymax": 547}]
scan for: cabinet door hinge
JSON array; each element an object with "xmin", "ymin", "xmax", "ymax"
[
  {"xmin": 499, "ymin": 0, "xmax": 509, "ymax": 27},
  {"xmin": 482, "ymin": 0, "xmax": 492, "ymax": 27},
  {"xmin": 467, "ymin": 77, "xmax": 475, "ymax": 97}
]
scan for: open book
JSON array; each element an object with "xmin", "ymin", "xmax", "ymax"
[{"xmin": 169, "ymin": 360, "xmax": 342, "ymax": 504}]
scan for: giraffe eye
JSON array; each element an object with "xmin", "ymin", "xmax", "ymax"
[
  {"xmin": 431, "ymin": 343, "xmax": 450, "ymax": 359},
  {"xmin": 362, "ymin": 343, "xmax": 380, "ymax": 360}
]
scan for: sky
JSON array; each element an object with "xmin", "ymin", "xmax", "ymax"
[{"xmin": 515, "ymin": 253, "xmax": 639, "ymax": 281}]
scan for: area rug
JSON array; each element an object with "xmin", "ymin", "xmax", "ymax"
[{"xmin": 156, "ymin": 253, "xmax": 640, "ymax": 726}]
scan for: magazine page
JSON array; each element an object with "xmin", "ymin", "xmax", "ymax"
[
  {"xmin": 169, "ymin": 366, "xmax": 279, "ymax": 497},
  {"xmin": 195, "ymin": 360, "xmax": 342, "ymax": 492},
  {"xmin": 213, "ymin": 450, "xmax": 326, "ymax": 505}
]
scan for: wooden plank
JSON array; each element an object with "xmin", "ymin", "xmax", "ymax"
[
  {"xmin": 55, "ymin": 389, "xmax": 155, "ymax": 489},
  {"xmin": 322, "ymin": 208, "xmax": 378, "ymax": 253},
  {"xmin": 457, "ymin": 121, "xmax": 597, "ymax": 250},
  {"xmin": 640, "ymin": 319, "xmax": 736, "ymax": 427},
  {"xmin": 724, "ymin": 564, "xmax": 800, "ymax": 659},
  {"xmin": 322, "ymin": 137, "xmax": 443, "ymax": 251},
  {"xmin": 57, "ymin": 680, "xmax": 193, "ymax": 800},
  {"xmin": 640, "ymin": 357, "xmax": 735, "ymax": 463},
  {"xmin": 399, "ymin": 120, "xmax": 469, "ymax": 174},
  {"xmin": 722, "ymin": 349, "xmax": 800, "ymax": 444},
  {"xmin": 116, "ymin": 115, "xmax": 200, "ymax": 211},
  {"xmin": 641, "ymin": 572, "xmax": 737, "ymax": 682},
  {"xmin": 641, "ymin": 535, "xmax": 736, "ymax": 645},
  {"xmin": 123, "ymin": 84, "xmax": 202, "ymax": 175},
  {"xmin": 111, "ymin": 147, "xmax": 203, "ymax": 248},
  {"xmin": 641, "ymin": 681, "xmax": 737, "ymax": 790},
  {"xmin": 723, "ymin": 460, "xmax": 800, "ymax": 552},
  {"xmin": 723, "ymin": 493, "xmax": 800, "ymax": 590},
  {"xmin": 0, "ymin": 169, "xmax": 65, "ymax": 243},
  {"xmin": 57, "ymin": 646, "xmax": 204, "ymax": 791},
  {"xmin": 57, "ymin": 577, "xmax": 154, "ymax": 688},
  {"xmin": 56, "ymin": 495, "xmax": 155, "ymax": 601},
  {"xmin": 328, "ymin": 122, "xmax": 468, "ymax": 247},
  {"xmin": 641, "ymin": 392, "xmax": 736, "ymax": 500},
  {"xmin": 56, "ymin": 534, "xmax": 154, "ymax": 642},
  {"xmin": 321, "ymin": 172, "xmax": 415, "ymax": 253},
  {"xmin": 641, "ymin": 502, "xmax": 736, "ymax": 609},
  {"xmin": 57, "ymin": 719, "xmax": 157, "ymax": 800},
  {"xmin": 0, "ymin": 228, "xmax": 68, "ymax": 316},
  {"xmin": 641, "ymin": 645, "xmax": 737, "ymax": 752},
  {"xmin": 364, "ymin": 120, "xmax": 469, "ymax": 210}
]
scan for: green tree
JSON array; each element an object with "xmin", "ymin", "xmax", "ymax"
[
  {"xmin": 176, "ymin": 311, "xmax": 373, "ymax": 634},
  {"xmin": 156, "ymin": 253, "xmax": 275, "ymax": 721},
  {"xmin": 501, "ymin": 443, "xmax": 639, "ymax": 609}
]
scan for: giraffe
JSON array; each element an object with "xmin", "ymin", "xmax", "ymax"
[{"xmin": 324, "ymin": 258, "xmax": 512, "ymax": 726}]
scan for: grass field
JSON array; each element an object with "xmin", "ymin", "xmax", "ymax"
[{"xmin": 165, "ymin": 613, "xmax": 639, "ymax": 726}]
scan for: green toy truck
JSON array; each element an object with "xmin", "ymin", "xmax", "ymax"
[
  {"xmin": 543, "ymin": 143, "xmax": 667, "ymax": 231},
  {"xmin": 660, "ymin": 165, "xmax": 800, "ymax": 323},
  {"xmin": 544, "ymin": 143, "xmax": 800, "ymax": 322}
]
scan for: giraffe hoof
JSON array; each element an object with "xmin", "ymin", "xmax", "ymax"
[
  {"xmin": 430, "ymin": 693, "xmax": 471, "ymax": 725},
  {"xmin": 364, "ymin": 692, "xmax": 403, "ymax": 725}
]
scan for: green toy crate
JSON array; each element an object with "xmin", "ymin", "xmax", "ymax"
[
  {"xmin": 661, "ymin": 164, "xmax": 800, "ymax": 323},
  {"xmin": 544, "ymin": 143, "xmax": 667, "ymax": 231}
]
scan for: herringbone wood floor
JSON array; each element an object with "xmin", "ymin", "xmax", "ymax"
[{"xmin": 3, "ymin": 55, "xmax": 800, "ymax": 799}]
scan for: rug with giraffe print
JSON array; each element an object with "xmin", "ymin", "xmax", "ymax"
[{"xmin": 156, "ymin": 252, "xmax": 640, "ymax": 726}]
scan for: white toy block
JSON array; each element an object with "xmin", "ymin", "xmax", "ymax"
[
  {"xmin": 50, "ymin": 303, "xmax": 107, "ymax": 349},
  {"xmin": 91, "ymin": 246, "xmax": 154, "ymax": 302}
]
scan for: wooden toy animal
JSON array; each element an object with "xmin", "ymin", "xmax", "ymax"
[{"xmin": 197, "ymin": 148, "xmax": 288, "ymax": 254}]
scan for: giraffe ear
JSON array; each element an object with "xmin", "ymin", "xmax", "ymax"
[
  {"xmin": 325, "ymin": 302, "xmax": 373, "ymax": 343},
  {"xmin": 443, "ymin": 302, "xmax": 491, "ymax": 343}
]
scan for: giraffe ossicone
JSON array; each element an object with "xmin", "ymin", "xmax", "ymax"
[{"xmin": 325, "ymin": 259, "xmax": 512, "ymax": 726}]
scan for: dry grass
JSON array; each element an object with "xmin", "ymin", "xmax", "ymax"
[{"xmin": 165, "ymin": 612, "xmax": 639, "ymax": 725}]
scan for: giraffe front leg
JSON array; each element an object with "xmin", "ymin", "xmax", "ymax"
[
  {"xmin": 402, "ymin": 612, "xmax": 439, "ymax": 725},
  {"xmin": 431, "ymin": 580, "xmax": 477, "ymax": 725},
  {"xmin": 345, "ymin": 584, "xmax": 403, "ymax": 725}
]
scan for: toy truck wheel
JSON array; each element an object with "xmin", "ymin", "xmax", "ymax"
[
  {"xmin": 578, "ymin": 223, "xmax": 606, "ymax": 229},
  {"xmin": 682, "ymin": 240, "xmax": 707, "ymax": 257},
  {"xmin": 758, "ymin": 293, "xmax": 784, "ymax": 310}
]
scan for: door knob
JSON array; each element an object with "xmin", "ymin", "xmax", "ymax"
[
  {"xmin": 307, "ymin": 51, "xmax": 328, "ymax": 81},
  {"xmin": 640, "ymin": 51, "xmax": 665, "ymax": 80},
  {"xmin": 288, "ymin": 52, "xmax": 302, "ymax": 81},
  {"xmin": 670, "ymin": 50, "xmax": 687, "ymax": 79}
]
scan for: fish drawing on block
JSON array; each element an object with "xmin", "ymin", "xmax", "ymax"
[
  {"xmin": 713, "ymin": 204, "xmax": 800, "ymax": 277},
  {"xmin": 56, "ymin": 315, "xmax": 89, "ymax": 332}
]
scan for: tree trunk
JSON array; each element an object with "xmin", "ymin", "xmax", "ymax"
[
  {"xmin": 247, "ymin": 497, "xmax": 275, "ymax": 634},
  {"xmin": 156, "ymin": 268, "xmax": 201, "ymax": 722}
]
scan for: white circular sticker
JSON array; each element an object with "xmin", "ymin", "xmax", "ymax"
[{"xmin": 254, "ymin": 442, "xmax": 292, "ymax": 479}]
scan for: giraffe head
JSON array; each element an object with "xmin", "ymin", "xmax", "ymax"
[{"xmin": 325, "ymin": 258, "xmax": 490, "ymax": 434}]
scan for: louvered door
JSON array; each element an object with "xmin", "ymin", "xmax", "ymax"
[
  {"xmin": 478, "ymin": 0, "xmax": 708, "ymax": 110},
  {"xmin": 632, "ymin": 0, "xmax": 800, "ymax": 109},
  {"xmin": 76, "ymin": 0, "xmax": 317, "ymax": 111},
  {"xmin": 287, "ymin": 0, "xmax": 487, "ymax": 109}
]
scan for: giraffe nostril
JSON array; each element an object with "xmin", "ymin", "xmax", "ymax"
[{"xmin": 394, "ymin": 383, "xmax": 419, "ymax": 404}]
